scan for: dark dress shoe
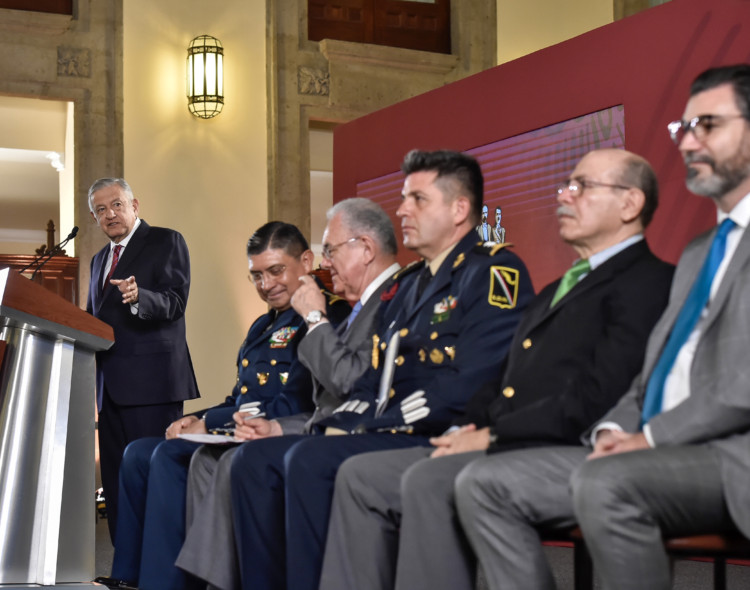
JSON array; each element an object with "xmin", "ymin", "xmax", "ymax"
[{"xmin": 93, "ymin": 576, "xmax": 138, "ymax": 589}]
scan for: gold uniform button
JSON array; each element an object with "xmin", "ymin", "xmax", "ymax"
[
  {"xmin": 395, "ymin": 355, "xmax": 405, "ymax": 366},
  {"xmin": 241, "ymin": 359, "xmax": 249, "ymax": 367},
  {"xmin": 399, "ymin": 328, "xmax": 409, "ymax": 337},
  {"xmin": 389, "ymin": 388, "xmax": 396, "ymax": 398},
  {"xmin": 380, "ymin": 342, "xmax": 387, "ymax": 350},
  {"xmin": 522, "ymin": 338, "xmax": 532, "ymax": 350},
  {"xmin": 430, "ymin": 348, "xmax": 444, "ymax": 364},
  {"xmin": 240, "ymin": 385, "xmax": 248, "ymax": 394},
  {"xmin": 418, "ymin": 349, "xmax": 427, "ymax": 362},
  {"xmin": 503, "ymin": 386, "xmax": 515, "ymax": 398},
  {"xmin": 270, "ymin": 359, "xmax": 277, "ymax": 366},
  {"xmin": 430, "ymin": 331, "xmax": 438, "ymax": 340}
]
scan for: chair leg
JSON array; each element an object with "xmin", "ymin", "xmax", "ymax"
[
  {"xmin": 713, "ymin": 556, "xmax": 726, "ymax": 590},
  {"xmin": 573, "ymin": 539, "xmax": 594, "ymax": 590}
]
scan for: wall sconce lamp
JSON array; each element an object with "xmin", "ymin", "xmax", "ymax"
[{"xmin": 186, "ymin": 35, "xmax": 224, "ymax": 119}]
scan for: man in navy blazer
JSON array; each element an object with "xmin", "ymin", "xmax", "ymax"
[{"xmin": 86, "ymin": 178, "xmax": 199, "ymax": 544}]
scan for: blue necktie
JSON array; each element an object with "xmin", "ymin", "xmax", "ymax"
[
  {"xmin": 346, "ymin": 300, "xmax": 363, "ymax": 330},
  {"xmin": 640, "ymin": 218, "xmax": 736, "ymax": 425}
]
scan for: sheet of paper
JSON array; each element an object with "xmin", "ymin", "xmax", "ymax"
[{"xmin": 178, "ymin": 433, "xmax": 240, "ymax": 445}]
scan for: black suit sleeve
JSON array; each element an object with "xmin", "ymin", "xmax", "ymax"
[{"xmin": 136, "ymin": 231, "xmax": 191, "ymax": 321}]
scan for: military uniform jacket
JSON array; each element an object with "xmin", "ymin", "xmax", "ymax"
[
  {"xmin": 460, "ymin": 240, "xmax": 674, "ymax": 449},
  {"xmin": 200, "ymin": 284, "xmax": 350, "ymax": 430},
  {"xmin": 318, "ymin": 230, "xmax": 534, "ymax": 436}
]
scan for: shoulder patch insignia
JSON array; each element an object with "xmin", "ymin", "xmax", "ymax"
[{"xmin": 488, "ymin": 266, "xmax": 519, "ymax": 309}]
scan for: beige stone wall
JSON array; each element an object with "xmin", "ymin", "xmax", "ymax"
[
  {"xmin": 0, "ymin": 2, "xmax": 124, "ymax": 297},
  {"xmin": 497, "ymin": 0, "xmax": 613, "ymax": 64},
  {"xmin": 268, "ymin": 0, "xmax": 499, "ymax": 237},
  {"xmin": 123, "ymin": 0, "xmax": 268, "ymax": 411}
]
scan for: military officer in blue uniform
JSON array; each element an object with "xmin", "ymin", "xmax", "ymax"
[
  {"xmin": 98, "ymin": 222, "xmax": 348, "ymax": 590},
  {"xmin": 225, "ymin": 149, "xmax": 534, "ymax": 590}
]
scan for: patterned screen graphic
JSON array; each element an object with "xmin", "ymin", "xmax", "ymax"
[{"xmin": 355, "ymin": 105, "xmax": 625, "ymax": 289}]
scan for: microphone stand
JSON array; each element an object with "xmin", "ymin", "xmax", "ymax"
[{"xmin": 19, "ymin": 227, "xmax": 79, "ymax": 278}]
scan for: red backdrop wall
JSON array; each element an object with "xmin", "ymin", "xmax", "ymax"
[{"xmin": 332, "ymin": 0, "xmax": 750, "ymax": 290}]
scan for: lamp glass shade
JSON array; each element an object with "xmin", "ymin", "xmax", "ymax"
[{"xmin": 187, "ymin": 35, "xmax": 224, "ymax": 119}]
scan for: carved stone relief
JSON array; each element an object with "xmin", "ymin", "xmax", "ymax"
[
  {"xmin": 298, "ymin": 66, "xmax": 330, "ymax": 96},
  {"xmin": 57, "ymin": 47, "xmax": 91, "ymax": 77}
]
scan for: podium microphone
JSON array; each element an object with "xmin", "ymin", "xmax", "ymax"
[{"xmin": 19, "ymin": 226, "xmax": 79, "ymax": 278}]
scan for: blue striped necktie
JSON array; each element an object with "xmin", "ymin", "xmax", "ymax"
[{"xmin": 640, "ymin": 218, "xmax": 736, "ymax": 425}]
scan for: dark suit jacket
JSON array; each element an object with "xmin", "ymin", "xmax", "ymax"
[
  {"xmin": 461, "ymin": 240, "xmax": 674, "ymax": 448},
  {"xmin": 87, "ymin": 220, "xmax": 200, "ymax": 408},
  {"xmin": 319, "ymin": 230, "xmax": 535, "ymax": 435}
]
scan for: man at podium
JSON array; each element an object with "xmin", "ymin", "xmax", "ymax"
[{"xmin": 86, "ymin": 178, "xmax": 200, "ymax": 543}]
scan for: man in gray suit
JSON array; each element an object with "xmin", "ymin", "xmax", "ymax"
[
  {"xmin": 174, "ymin": 198, "xmax": 400, "ymax": 590},
  {"xmin": 456, "ymin": 63, "xmax": 750, "ymax": 590}
]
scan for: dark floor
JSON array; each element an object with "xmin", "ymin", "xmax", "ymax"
[{"xmin": 543, "ymin": 545, "xmax": 750, "ymax": 590}]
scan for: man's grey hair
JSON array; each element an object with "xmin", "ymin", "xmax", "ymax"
[
  {"xmin": 328, "ymin": 198, "xmax": 398, "ymax": 256},
  {"xmin": 88, "ymin": 178, "xmax": 135, "ymax": 213}
]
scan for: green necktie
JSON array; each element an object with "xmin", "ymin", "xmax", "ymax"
[{"xmin": 550, "ymin": 258, "xmax": 591, "ymax": 307}]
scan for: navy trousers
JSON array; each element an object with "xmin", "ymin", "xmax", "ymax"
[
  {"xmin": 111, "ymin": 436, "xmax": 202, "ymax": 590},
  {"xmin": 98, "ymin": 390, "xmax": 182, "ymax": 543},
  {"xmin": 230, "ymin": 433, "xmax": 430, "ymax": 590}
]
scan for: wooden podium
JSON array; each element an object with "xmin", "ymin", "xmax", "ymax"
[{"xmin": 0, "ymin": 266, "xmax": 114, "ymax": 588}]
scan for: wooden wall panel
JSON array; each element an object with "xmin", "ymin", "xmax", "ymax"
[{"xmin": 309, "ymin": 0, "xmax": 450, "ymax": 54}]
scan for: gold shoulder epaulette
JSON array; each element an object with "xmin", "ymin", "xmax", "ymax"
[
  {"xmin": 390, "ymin": 259, "xmax": 424, "ymax": 281},
  {"xmin": 473, "ymin": 242, "xmax": 513, "ymax": 257},
  {"xmin": 323, "ymin": 290, "xmax": 345, "ymax": 304}
]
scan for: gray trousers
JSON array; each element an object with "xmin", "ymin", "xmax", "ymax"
[
  {"xmin": 571, "ymin": 444, "xmax": 735, "ymax": 590},
  {"xmin": 455, "ymin": 446, "xmax": 586, "ymax": 590},
  {"xmin": 456, "ymin": 444, "xmax": 737, "ymax": 590},
  {"xmin": 319, "ymin": 446, "xmax": 484, "ymax": 590},
  {"xmin": 175, "ymin": 444, "xmax": 241, "ymax": 590}
]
